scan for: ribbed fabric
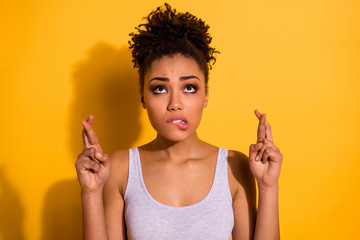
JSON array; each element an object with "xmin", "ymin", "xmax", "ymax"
[{"xmin": 124, "ymin": 148, "xmax": 234, "ymax": 240}]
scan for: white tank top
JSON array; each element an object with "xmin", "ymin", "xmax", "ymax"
[{"xmin": 124, "ymin": 147, "xmax": 234, "ymax": 240}]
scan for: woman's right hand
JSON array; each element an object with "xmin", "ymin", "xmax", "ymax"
[{"xmin": 75, "ymin": 114, "xmax": 111, "ymax": 195}]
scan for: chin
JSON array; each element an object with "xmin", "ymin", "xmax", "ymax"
[
  {"xmin": 156, "ymin": 128, "xmax": 196, "ymax": 143},
  {"xmin": 159, "ymin": 132, "xmax": 190, "ymax": 142}
]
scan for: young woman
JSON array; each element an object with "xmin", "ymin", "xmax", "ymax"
[{"xmin": 75, "ymin": 3, "xmax": 283, "ymax": 240}]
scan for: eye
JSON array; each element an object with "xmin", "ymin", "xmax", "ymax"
[
  {"xmin": 153, "ymin": 85, "xmax": 167, "ymax": 94},
  {"xmin": 184, "ymin": 85, "xmax": 197, "ymax": 93}
]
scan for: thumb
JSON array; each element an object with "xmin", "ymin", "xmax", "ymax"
[
  {"xmin": 249, "ymin": 143, "xmax": 263, "ymax": 162},
  {"xmin": 95, "ymin": 152, "xmax": 111, "ymax": 169}
]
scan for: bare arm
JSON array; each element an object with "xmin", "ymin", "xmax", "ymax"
[
  {"xmin": 231, "ymin": 110, "xmax": 282, "ymax": 240},
  {"xmin": 249, "ymin": 110, "xmax": 283, "ymax": 240},
  {"xmin": 75, "ymin": 114, "xmax": 111, "ymax": 240},
  {"xmin": 254, "ymin": 185, "xmax": 279, "ymax": 240},
  {"xmin": 81, "ymin": 190, "xmax": 108, "ymax": 240},
  {"xmin": 79, "ymin": 150, "xmax": 128, "ymax": 240}
]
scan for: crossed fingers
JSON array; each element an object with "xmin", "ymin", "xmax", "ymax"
[
  {"xmin": 253, "ymin": 110, "xmax": 275, "ymax": 162},
  {"xmin": 255, "ymin": 109, "xmax": 273, "ymax": 142},
  {"xmin": 80, "ymin": 114, "xmax": 106, "ymax": 167},
  {"xmin": 81, "ymin": 114, "xmax": 102, "ymax": 153}
]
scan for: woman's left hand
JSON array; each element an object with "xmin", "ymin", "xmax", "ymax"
[{"xmin": 249, "ymin": 110, "xmax": 283, "ymax": 190}]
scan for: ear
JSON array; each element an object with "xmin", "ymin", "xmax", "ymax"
[
  {"xmin": 203, "ymin": 86, "xmax": 209, "ymax": 108},
  {"xmin": 140, "ymin": 94, "xmax": 146, "ymax": 109}
]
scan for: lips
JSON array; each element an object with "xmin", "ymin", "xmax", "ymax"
[{"xmin": 167, "ymin": 116, "xmax": 189, "ymax": 130}]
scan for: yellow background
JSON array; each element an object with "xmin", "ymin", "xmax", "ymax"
[{"xmin": 1, "ymin": 0, "xmax": 359, "ymax": 239}]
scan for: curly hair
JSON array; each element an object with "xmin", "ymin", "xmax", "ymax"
[{"xmin": 128, "ymin": 3, "xmax": 219, "ymax": 93}]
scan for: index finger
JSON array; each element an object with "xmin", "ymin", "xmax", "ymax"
[
  {"xmin": 254, "ymin": 109, "xmax": 262, "ymax": 119},
  {"xmin": 81, "ymin": 119, "xmax": 101, "ymax": 148},
  {"xmin": 255, "ymin": 110, "xmax": 266, "ymax": 142},
  {"xmin": 81, "ymin": 114, "xmax": 93, "ymax": 148},
  {"xmin": 254, "ymin": 110, "xmax": 273, "ymax": 141}
]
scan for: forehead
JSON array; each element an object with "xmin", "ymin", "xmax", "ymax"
[{"xmin": 146, "ymin": 54, "xmax": 204, "ymax": 80}]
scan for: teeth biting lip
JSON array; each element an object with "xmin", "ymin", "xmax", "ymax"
[
  {"xmin": 167, "ymin": 116, "xmax": 188, "ymax": 124},
  {"xmin": 171, "ymin": 120, "xmax": 186, "ymax": 124},
  {"xmin": 166, "ymin": 116, "xmax": 189, "ymax": 129}
]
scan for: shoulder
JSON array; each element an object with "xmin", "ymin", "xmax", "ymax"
[
  {"xmin": 110, "ymin": 149, "xmax": 130, "ymax": 164},
  {"xmin": 107, "ymin": 149, "xmax": 130, "ymax": 197},
  {"xmin": 103, "ymin": 150, "xmax": 129, "ymax": 238},
  {"xmin": 227, "ymin": 150, "xmax": 250, "ymax": 178},
  {"xmin": 227, "ymin": 149, "xmax": 256, "ymax": 199}
]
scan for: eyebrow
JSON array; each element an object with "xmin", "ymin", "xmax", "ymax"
[{"xmin": 149, "ymin": 75, "xmax": 200, "ymax": 82}]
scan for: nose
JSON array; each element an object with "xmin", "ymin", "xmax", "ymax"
[{"xmin": 167, "ymin": 92, "xmax": 183, "ymax": 111}]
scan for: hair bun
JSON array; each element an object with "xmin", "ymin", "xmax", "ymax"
[
  {"xmin": 129, "ymin": 3, "xmax": 219, "ymax": 69},
  {"xmin": 129, "ymin": 3, "xmax": 219, "ymax": 93}
]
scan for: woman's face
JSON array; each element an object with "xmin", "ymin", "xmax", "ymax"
[{"xmin": 142, "ymin": 53, "xmax": 208, "ymax": 142}]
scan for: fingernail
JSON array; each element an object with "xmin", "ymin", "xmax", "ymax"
[
  {"xmin": 256, "ymin": 155, "xmax": 260, "ymax": 161},
  {"xmin": 96, "ymin": 152, "xmax": 103, "ymax": 158}
]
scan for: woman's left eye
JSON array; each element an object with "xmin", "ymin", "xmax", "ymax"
[{"xmin": 184, "ymin": 85, "xmax": 197, "ymax": 93}]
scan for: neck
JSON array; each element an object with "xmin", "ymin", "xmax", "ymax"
[{"xmin": 148, "ymin": 132, "xmax": 204, "ymax": 162}]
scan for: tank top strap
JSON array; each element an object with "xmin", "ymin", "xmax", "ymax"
[
  {"xmin": 215, "ymin": 148, "xmax": 229, "ymax": 181},
  {"xmin": 124, "ymin": 148, "xmax": 141, "ymax": 200},
  {"xmin": 211, "ymin": 148, "xmax": 232, "ymax": 204}
]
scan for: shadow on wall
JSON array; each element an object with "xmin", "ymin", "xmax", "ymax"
[
  {"xmin": 41, "ymin": 42, "xmax": 141, "ymax": 240},
  {"xmin": 68, "ymin": 42, "xmax": 142, "ymax": 155},
  {"xmin": 0, "ymin": 166, "xmax": 25, "ymax": 240}
]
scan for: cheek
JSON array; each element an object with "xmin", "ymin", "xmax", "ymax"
[
  {"xmin": 144, "ymin": 91, "xmax": 158, "ymax": 108},
  {"xmin": 144, "ymin": 97, "xmax": 164, "ymax": 120},
  {"xmin": 186, "ymin": 94, "xmax": 206, "ymax": 110},
  {"xmin": 184, "ymin": 97, "xmax": 206, "ymax": 121}
]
